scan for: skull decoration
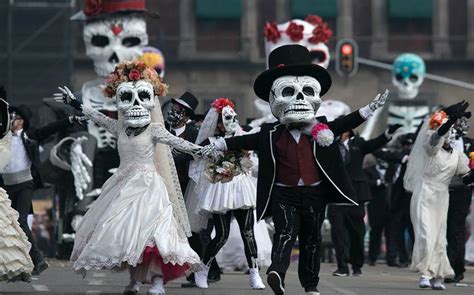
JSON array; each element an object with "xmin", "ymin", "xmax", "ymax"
[
  {"xmin": 221, "ymin": 105, "xmax": 239, "ymax": 135},
  {"xmin": 83, "ymin": 16, "xmax": 148, "ymax": 78},
  {"xmin": 454, "ymin": 116, "xmax": 470, "ymax": 138},
  {"xmin": 269, "ymin": 75, "xmax": 322, "ymax": 125},
  {"xmin": 392, "ymin": 53, "xmax": 426, "ymax": 99},
  {"xmin": 116, "ymin": 81, "xmax": 155, "ymax": 128},
  {"xmin": 264, "ymin": 15, "xmax": 333, "ymax": 69}
]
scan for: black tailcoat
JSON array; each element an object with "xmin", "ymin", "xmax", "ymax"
[
  {"xmin": 173, "ymin": 124, "xmax": 198, "ymax": 192},
  {"xmin": 225, "ymin": 110, "xmax": 367, "ymax": 221}
]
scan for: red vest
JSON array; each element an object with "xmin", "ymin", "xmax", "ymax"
[{"xmin": 275, "ymin": 129, "xmax": 320, "ymax": 186}]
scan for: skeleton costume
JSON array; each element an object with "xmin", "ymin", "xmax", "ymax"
[
  {"xmin": 55, "ymin": 61, "xmax": 215, "ymax": 295},
  {"xmin": 206, "ymin": 45, "xmax": 389, "ymax": 295},
  {"xmin": 0, "ymin": 99, "xmax": 34, "ymax": 283},
  {"xmin": 404, "ymin": 105, "xmax": 471, "ymax": 290},
  {"xmin": 186, "ymin": 99, "xmax": 265, "ymax": 290}
]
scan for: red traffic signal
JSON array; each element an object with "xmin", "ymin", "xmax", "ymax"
[{"xmin": 336, "ymin": 39, "xmax": 358, "ymax": 77}]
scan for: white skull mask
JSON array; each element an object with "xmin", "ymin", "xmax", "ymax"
[
  {"xmin": 116, "ymin": 81, "xmax": 155, "ymax": 128},
  {"xmin": 221, "ymin": 106, "xmax": 239, "ymax": 135},
  {"xmin": 83, "ymin": 16, "xmax": 148, "ymax": 78},
  {"xmin": 270, "ymin": 75, "xmax": 322, "ymax": 125}
]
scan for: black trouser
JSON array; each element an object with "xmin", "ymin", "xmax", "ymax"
[
  {"xmin": 202, "ymin": 208, "xmax": 258, "ymax": 268},
  {"xmin": 367, "ymin": 199, "xmax": 390, "ymax": 263},
  {"xmin": 447, "ymin": 186, "xmax": 472, "ymax": 276},
  {"xmin": 386, "ymin": 192, "xmax": 414, "ymax": 264},
  {"xmin": 327, "ymin": 204, "xmax": 366, "ymax": 272},
  {"xmin": 5, "ymin": 180, "xmax": 44, "ymax": 266},
  {"xmin": 267, "ymin": 186, "xmax": 326, "ymax": 290}
]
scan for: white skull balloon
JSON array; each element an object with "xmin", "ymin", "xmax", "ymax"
[
  {"xmin": 392, "ymin": 53, "xmax": 426, "ymax": 99},
  {"xmin": 221, "ymin": 105, "xmax": 239, "ymax": 134},
  {"xmin": 83, "ymin": 16, "xmax": 148, "ymax": 78},
  {"xmin": 270, "ymin": 75, "xmax": 322, "ymax": 125},
  {"xmin": 116, "ymin": 81, "xmax": 155, "ymax": 128}
]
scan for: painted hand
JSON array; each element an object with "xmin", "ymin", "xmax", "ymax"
[
  {"xmin": 369, "ymin": 89, "xmax": 389, "ymax": 112},
  {"xmin": 54, "ymin": 86, "xmax": 83, "ymax": 111}
]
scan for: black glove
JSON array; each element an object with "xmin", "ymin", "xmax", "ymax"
[
  {"xmin": 438, "ymin": 101, "xmax": 470, "ymax": 136},
  {"xmin": 68, "ymin": 116, "xmax": 88, "ymax": 125},
  {"xmin": 462, "ymin": 170, "xmax": 474, "ymax": 185},
  {"xmin": 387, "ymin": 124, "xmax": 403, "ymax": 135}
]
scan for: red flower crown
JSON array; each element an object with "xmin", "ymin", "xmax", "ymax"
[
  {"xmin": 264, "ymin": 15, "xmax": 333, "ymax": 44},
  {"xmin": 211, "ymin": 98, "xmax": 235, "ymax": 113}
]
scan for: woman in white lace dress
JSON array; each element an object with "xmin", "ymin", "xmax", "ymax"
[
  {"xmin": 0, "ymin": 99, "xmax": 34, "ymax": 282},
  {"xmin": 55, "ymin": 61, "xmax": 217, "ymax": 295},
  {"xmin": 404, "ymin": 103, "xmax": 471, "ymax": 291}
]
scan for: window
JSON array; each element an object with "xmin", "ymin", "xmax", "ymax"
[
  {"xmin": 195, "ymin": 0, "xmax": 242, "ymax": 52},
  {"xmin": 387, "ymin": 0, "xmax": 432, "ymax": 52}
]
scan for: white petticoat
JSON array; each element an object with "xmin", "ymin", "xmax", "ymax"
[
  {"xmin": 0, "ymin": 188, "xmax": 34, "ymax": 282},
  {"xmin": 70, "ymin": 168, "xmax": 200, "ymax": 276},
  {"xmin": 186, "ymin": 173, "xmax": 256, "ymax": 233}
]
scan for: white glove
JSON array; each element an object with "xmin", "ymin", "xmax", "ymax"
[
  {"xmin": 197, "ymin": 143, "xmax": 224, "ymax": 161},
  {"xmin": 70, "ymin": 136, "xmax": 92, "ymax": 200},
  {"xmin": 369, "ymin": 89, "xmax": 389, "ymax": 112}
]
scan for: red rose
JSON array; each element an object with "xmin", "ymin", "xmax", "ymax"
[
  {"xmin": 264, "ymin": 22, "xmax": 281, "ymax": 43},
  {"xmin": 309, "ymin": 23, "xmax": 333, "ymax": 44},
  {"xmin": 285, "ymin": 22, "xmax": 304, "ymax": 42},
  {"xmin": 305, "ymin": 15, "xmax": 323, "ymax": 26},
  {"xmin": 128, "ymin": 69, "xmax": 141, "ymax": 81},
  {"xmin": 83, "ymin": 0, "xmax": 103, "ymax": 17}
]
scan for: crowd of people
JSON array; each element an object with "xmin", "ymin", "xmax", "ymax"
[{"xmin": 1, "ymin": 1, "xmax": 474, "ymax": 295}]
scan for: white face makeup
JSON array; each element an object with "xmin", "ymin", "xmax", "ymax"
[
  {"xmin": 116, "ymin": 80, "xmax": 155, "ymax": 128},
  {"xmin": 269, "ymin": 75, "xmax": 322, "ymax": 125},
  {"xmin": 221, "ymin": 106, "xmax": 239, "ymax": 135},
  {"xmin": 83, "ymin": 16, "xmax": 148, "ymax": 78}
]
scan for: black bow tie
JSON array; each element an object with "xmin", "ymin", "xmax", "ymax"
[{"xmin": 126, "ymin": 125, "xmax": 149, "ymax": 137}]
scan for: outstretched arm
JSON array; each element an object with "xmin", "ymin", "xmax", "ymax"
[
  {"xmin": 54, "ymin": 86, "xmax": 119, "ymax": 136},
  {"xmin": 328, "ymin": 90, "xmax": 390, "ymax": 137},
  {"xmin": 151, "ymin": 122, "xmax": 203, "ymax": 156}
]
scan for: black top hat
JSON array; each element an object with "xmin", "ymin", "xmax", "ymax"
[
  {"xmin": 171, "ymin": 91, "xmax": 199, "ymax": 117},
  {"xmin": 254, "ymin": 44, "xmax": 332, "ymax": 101},
  {"xmin": 10, "ymin": 104, "xmax": 33, "ymax": 130}
]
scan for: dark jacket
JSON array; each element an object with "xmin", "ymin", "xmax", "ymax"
[
  {"xmin": 364, "ymin": 165, "xmax": 390, "ymax": 207},
  {"xmin": 225, "ymin": 110, "xmax": 367, "ymax": 221},
  {"xmin": 1, "ymin": 118, "xmax": 72, "ymax": 189},
  {"xmin": 173, "ymin": 125, "xmax": 198, "ymax": 192},
  {"xmin": 344, "ymin": 132, "xmax": 391, "ymax": 202}
]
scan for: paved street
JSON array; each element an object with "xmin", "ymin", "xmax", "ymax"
[{"xmin": 1, "ymin": 260, "xmax": 473, "ymax": 294}]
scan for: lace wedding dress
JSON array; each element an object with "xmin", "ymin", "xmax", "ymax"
[
  {"xmin": 0, "ymin": 133, "xmax": 34, "ymax": 282},
  {"xmin": 71, "ymin": 106, "xmax": 201, "ymax": 283},
  {"xmin": 410, "ymin": 130, "xmax": 469, "ymax": 278}
]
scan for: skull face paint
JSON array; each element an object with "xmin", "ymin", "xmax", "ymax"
[
  {"xmin": 221, "ymin": 106, "xmax": 239, "ymax": 135},
  {"xmin": 392, "ymin": 53, "xmax": 426, "ymax": 99},
  {"xmin": 270, "ymin": 75, "xmax": 322, "ymax": 125},
  {"xmin": 83, "ymin": 16, "xmax": 148, "ymax": 78},
  {"xmin": 116, "ymin": 81, "xmax": 154, "ymax": 128},
  {"xmin": 166, "ymin": 103, "xmax": 187, "ymax": 128},
  {"xmin": 454, "ymin": 116, "xmax": 470, "ymax": 139}
]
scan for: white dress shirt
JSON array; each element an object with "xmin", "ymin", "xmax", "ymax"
[
  {"xmin": 1, "ymin": 129, "xmax": 32, "ymax": 174},
  {"xmin": 172, "ymin": 125, "xmax": 186, "ymax": 137}
]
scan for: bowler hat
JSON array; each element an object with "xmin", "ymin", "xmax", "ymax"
[
  {"xmin": 254, "ymin": 44, "xmax": 331, "ymax": 101},
  {"xmin": 10, "ymin": 105, "xmax": 33, "ymax": 130},
  {"xmin": 171, "ymin": 91, "xmax": 199, "ymax": 117}
]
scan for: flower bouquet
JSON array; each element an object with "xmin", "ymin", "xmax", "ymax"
[{"xmin": 204, "ymin": 150, "xmax": 254, "ymax": 183}]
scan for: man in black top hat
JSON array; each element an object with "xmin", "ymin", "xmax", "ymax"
[
  {"xmin": 165, "ymin": 91, "xmax": 199, "ymax": 192},
  {"xmin": 203, "ymin": 44, "xmax": 389, "ymax": 295},
  {"xmin": 0, "ymin": 104, "xmax": 81, "ymax": 275}
]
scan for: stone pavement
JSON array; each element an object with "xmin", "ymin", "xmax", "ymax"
[{"xmin": 1, "ymin": 260, "xmax": 473, "ymax": 294}]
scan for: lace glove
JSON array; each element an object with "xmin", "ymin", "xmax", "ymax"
[
  {"xmin": 359, "ymin": 89, "xmax": 389, "ymax": 119},
  {"xmin": 54, "ymin": 86, "xmax": 83, "ymax": 111},
  {"xmin": 197, "ymin": 143, "xmax": 224, "ymax": 161},
  {"xmin": 70, "ymin": 137, "xmax": 92, "ymax": 200},
  {"xmin": 68, "ymin": 115, "xmax": 88, "ymax": 125}
]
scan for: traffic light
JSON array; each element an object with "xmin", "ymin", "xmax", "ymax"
[{"xmin": 335, "ymin": 39, "xmax": 358, "ymax": 77}]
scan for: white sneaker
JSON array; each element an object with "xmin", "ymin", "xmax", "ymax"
[
  {"xmin": 419, "ymin": 276, "xmax": 431, "ymax": 288},
  {"xmin": 249, "ymin": 268, "xmax": 265, "ymax": 289},
  {"xmin": 147, "ymin": 276, "xmax": 165, "ymax": 295},
  {"xmin": 123, "ymin": 280, "xmax": 139, "ymax": 294},
  {"xmin": 431, "ymin": 279, "xmax": 446, "ymax": 290},
  {"xmin": 194, "ymin": 263, "xmax": 209, "ymax": 289}
]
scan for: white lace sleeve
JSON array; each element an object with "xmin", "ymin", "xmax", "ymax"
[
  {"xmin": 150, "ymin": 122, "xmax": 201, "ymax": 155},
  {"xmin": 423, "ymin": 130, "xmax": 444, "ymax": 156},
  {"xmin": 0, "ymin": 132, "xmax": 11, "ymax": 170},
  {"xmin": 82, "ymin": 105, "xmax": 119, "ymax": 136}
]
